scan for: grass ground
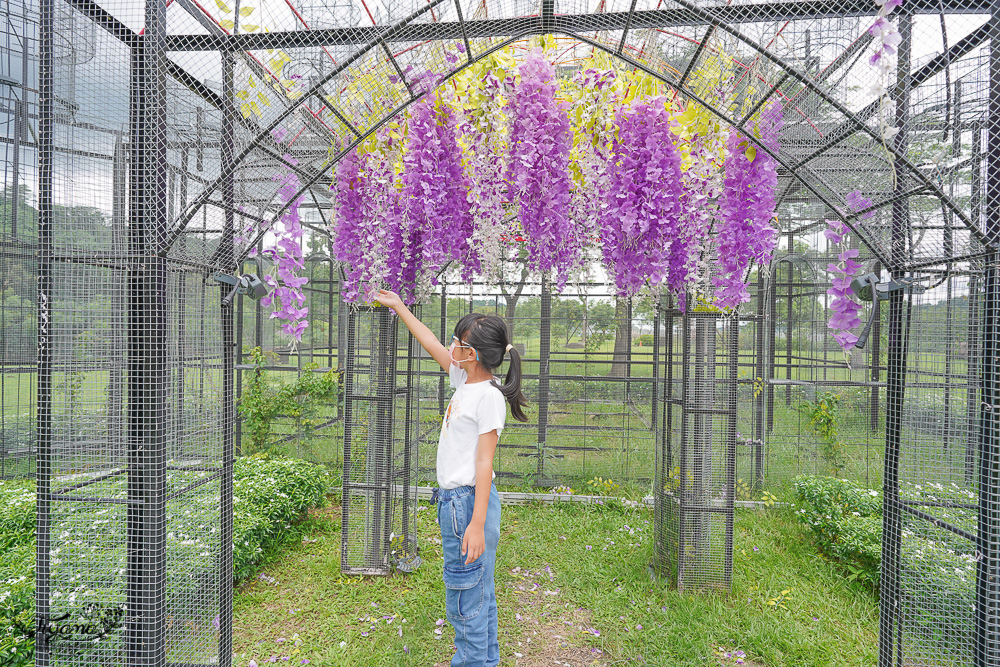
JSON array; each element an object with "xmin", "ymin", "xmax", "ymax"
[{"xmin": 233, "ymin": 495, "xmax": 878, "ymax": 667}]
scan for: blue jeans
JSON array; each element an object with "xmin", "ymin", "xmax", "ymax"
[{"xmin": 435, "ymin": 483, "xmax": 501, "ymax": 667}]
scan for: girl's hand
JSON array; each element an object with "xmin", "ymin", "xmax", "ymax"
[
  {"xmin": 375, "ymin": 288, "xmax": 404, "ymax": 312},
  {"xmin": 462, "ymin": 523, "xmax": 486, "ymax": 564}
]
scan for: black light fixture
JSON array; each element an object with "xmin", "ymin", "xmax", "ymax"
[
  {"xmin": 214, "ymin": 272, "xmax": 268, "ymax": 307},
  {"xmin": 849, "ymin": 272, "xmax": 926, "ymax": 349}
]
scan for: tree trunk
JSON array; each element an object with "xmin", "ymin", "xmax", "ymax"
[
  {"xmin": 501, "ymin": 262, "xmax": 529, "ymax": 339},
  {"xmin": 504, "ymin": 293, "xmax": 520, "ymax": 339},
  {"xmin": 608, "ymin": 297, "xmax": 631, "ymax": 377}
]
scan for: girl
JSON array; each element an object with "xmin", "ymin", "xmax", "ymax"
[{"xmin": 375, "ymin": 289, "xmax": 528, "ymax": 667}]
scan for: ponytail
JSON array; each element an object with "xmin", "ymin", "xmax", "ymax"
[
  {"xmin": 499, "ymin": 344, "xmax": 529, "ymax": 423},
  {"xmin": 453, "ymin": 313, "xmax": 530, "ymax": 422}
]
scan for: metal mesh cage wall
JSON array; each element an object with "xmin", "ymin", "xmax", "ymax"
[
  {"xmin": 408, "ymin": 271, "xmax": 663, "ymax": 491},
  {"xmin": 11, "ymin": 0, "xmax": 1000, "ymax": 664},
  {"xmin": 33, "ymin": 0, "xmax": 233, "ymax": 663},
  {"xmin": 340, "ymin": 305, "xmax": 419, "ymax": 575},
  {"xmin": 655, "ymin": 307, "xmax": 741, "ymax": 592},
  {"xmin": 1, "ymin": 0, "xmax": 38, "ymax": 481},
  {"xmin": 233, "ymin": 255, "xmax": 345, "ymax": 464}
]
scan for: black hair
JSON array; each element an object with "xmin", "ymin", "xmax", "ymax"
[{"xmin": 453, "ymin": 313, "xmax": 529, "ymax": 422}]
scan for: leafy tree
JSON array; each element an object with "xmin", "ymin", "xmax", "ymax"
[
  {"xmin": 551, "ymin": 298, "xmax": 585, "ymax": 346},
  {"xmin": 585, "ymin": 301, "xmax": 616, "ymax": 353}
]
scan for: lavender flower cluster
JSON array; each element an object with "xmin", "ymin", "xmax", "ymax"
[
  {"xmin": 505, "ymin": 47, "xmax": 577, "ymax": 288},
  {"xmin": 824, "ymin": 190, "xmax": 874, "ymax": 354},
  {"xmin": 713, "ymin": 101, "xmax": 784, "ymax": 309},
  {"xmin": 258, "ymin": 150, "xmax": 309, "ymax": 342},
  {"xmin": 328, "ymin": 50, "xmax": 785, "ymax": 312},
  {"xmin": 401, "ymin": 90, "xmax": 476, "ymax": 292},
  {"xmin": 600, "ymin": 97, "xmax": 686, "ymax": 297}
]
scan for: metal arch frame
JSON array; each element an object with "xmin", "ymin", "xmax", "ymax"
[
  {"xmin": 664, "ymin": 0, "xmax": 987, "ymax": 254},
  {"xmin": 153, "ymin": 4, "xmax": 993, "ymax": 272},
  {"xmin": 162, "ymin": 0, "xmax": 452, "ymax": 253},
  {"xmin": 60, "ymin": 0, "xmax": 990, "ymax": 266}
]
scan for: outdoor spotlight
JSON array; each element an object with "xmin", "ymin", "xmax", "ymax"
[
  {"xmin": 848, "ymin": 273, "xmax": 926, "ymax": 350},
  {"xmin": 243, "ymin": 273, "xmax": 267, "ymax": 300},
  {"xmin": 850, "ymin": 273, "xmax": 882, "ymax": 350},
  {"xmin": 850, "ymin": 273, "xmax": 881, "ymax": 302},
  {"xmin": 214, "ymin": 272, "xmax": 269, "ymax": 307}
]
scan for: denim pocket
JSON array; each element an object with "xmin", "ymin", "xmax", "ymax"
[
  {"xmin": 443, "ymin": 561, "xmax": 484, "ymax": 621},
  {"xmin": 447, "ymin": 497, "xmax": 465, "ymax": 539}
]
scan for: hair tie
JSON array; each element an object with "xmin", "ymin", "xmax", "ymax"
[{"xmin": 505, "ymin": 344, "xmax": 513, "ymax": 353}]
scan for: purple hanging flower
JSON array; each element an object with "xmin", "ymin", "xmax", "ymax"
[
  {"xmin": 824, "ymin": 189, "xmax": 872, "ymax": 355},
  {"xmin": 713, "ymin": 100, "xmax": 783, "ymax": 309},
  {"xmin": 506, "ymin": 47, "xmax": 576, "ymax": 286},
  {"xmin": 331, "ymin": 148, "xmax": 374, "ymax": 303},
  {"xmin": 400, "ymin": 89, "xmax": 475, "ymax": 299},
  {"xmin": 263, "ymin": 150, "xmax": 310, "ymax": 343},
  {"xmin": 461, "ymin": 68, "xmax": 513, "ymax": 283},
  {"xmin": 600, "ymin": 97, "xmax": 685, "ymax": 297},
  {"xmin": 570, "ymin": 67, "xmax": 618, "ymax": 254}
]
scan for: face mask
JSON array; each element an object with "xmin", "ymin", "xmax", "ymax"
[{"xmin": 449, "ymin": 337, "xmax": 477, "ymax": 365}]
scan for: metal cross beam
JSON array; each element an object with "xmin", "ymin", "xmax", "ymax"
[
  {"xmin": 164, "ymin": 0, "xmax": 992, "ymax": 52},
  {"xmin": 792, "ymin": 19, "xmax": 992, "ymax": 172}
]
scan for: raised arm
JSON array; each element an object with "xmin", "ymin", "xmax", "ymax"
[{"xmin": 375, "ymin": 289, "xmax": 452, "ymax": 372}]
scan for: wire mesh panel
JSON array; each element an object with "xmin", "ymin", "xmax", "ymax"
[
  {"xmin": 758, "ymin": 213, "xmax": 888, "ymax": 491},
  {"xmin": 656, "ymin": 307, "xmax": 738, "ymax": 592},
  {"xmin": 409, "ymin": 271, "xmax": 663, "ymax": 491},
  {"xmin": 232, "ymin": 256, "xmax": 345, "ymax": 464},
  {"xmin": 1, "ymin": 0, "xmax": 38, "ymax": 481},
  {"xmin": 340, "ymin": 305, "xmax": 419, "ymax": 574},
  {"xmin": 31, "ymin": 0, "xmax": 232, "ymax": 663},
  {"xmin": 874, "ymin": 271, "xmax": 983, "ymax": 667},
  {"xmin": 7, "ymin": 0, "xmax": 1000, "ymax": 663}
]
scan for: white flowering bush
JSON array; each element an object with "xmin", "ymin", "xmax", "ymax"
[
  {"xmin": 0, "ymin": 455, "xmax": 331, "ymax": 665},
  {"xmin": 795, "ymin": 474, "xmax": 978, "ymax": 655},
  {"xmin": 900, "ymin": 533, "xmax": 976, "ymax": 653},
  {"xmin": 0, "ymin": 480, "xmax": 36, "ymax": 666},
  {"xmin": 792, "ymin": 475, "xmax": 882, "ymax": 547},
  {"xmin": 232, "ymin": 453, "xmax": 331, "ymax": 580},
  {"xmin": 793, "ymin": 475, "xmax": 883, "ymax": 587}
]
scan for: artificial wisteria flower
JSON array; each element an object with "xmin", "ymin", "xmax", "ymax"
[
  {"xmin": 262, "ymin": 151, "xmax": 310, "ymax": 343},
  {"xmin": 712, "ymin": 100, "xmax": 783, "ymax": 309},
  {"xmin": 505, "ymin": 46, "xmax": 576, "ymax": 287},
  {"xmin": 672, "ymin": 103, "xmax": 726, "ymax": 309},
  {"xmin": 868, "ymin": 0, "xmax": 904, "ymax": 146},
  {"xmin": 460, "ymin": 66, "xmax": 510, "ymax": 283},
  {"xmin": 365, "ymin": 123, "xmax": 406, "ymax": 298},
  {"xmin": 826, "ymin": 245, "xmax": 864, "ymax": 351},
  {"xmin": 570, "ymin": 67, "xmax": 618, "ymax": 248},
  {"xmin": 401, "ymin": 86, "xmax": 475, "ymax": 298},
  {"xmin": 331, "ymin": 148, "xmax": 375, "ymax": 302},
  {"xmin": 600, "ymin": 96, "xmax": 685, "ymax": 297},
  {"xmin": 824, "ymin": 189, "xmax": 873, "ymax": 356}
]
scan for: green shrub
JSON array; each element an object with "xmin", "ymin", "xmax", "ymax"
[
  {"xmin": 238, "ymin": 347, "xmax": 341, "ymax": 455},
  {"xmin": 793, "ymin": 475, "xmax": 883, "ymax": 589},
  {"xmin": 0, "ymin": 481, "xmax": 35, "ymax": 555},
  {"xmin": 792, "ymin": 475, "xmax": 882, "ymax": 549},
  {"xmin": 0, "ymin": 455, "xmax": 331, "ymax": 663},
  {"xmin": 0, "ymin": 541, "xmax": 34, "ymax": 667},
  {"xmin": 797, "ymin": 393, "xmax": 848, "ymax": 476},
  {"xmin": 232, "ymin": 453, "xmax": 332, "ymax": 581},
  {"xmin": 828, "ymin": 515, "xmax": 881, "ymax": 587}
]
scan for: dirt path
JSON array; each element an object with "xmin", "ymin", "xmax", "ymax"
[{"xmin": 434, "ymin": 563, "xmax": 606, "ymax": 667}]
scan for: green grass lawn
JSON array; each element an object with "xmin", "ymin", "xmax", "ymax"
[{"xmin": 233, "ymin": 497, "xmax": 877, "ymax": 667}]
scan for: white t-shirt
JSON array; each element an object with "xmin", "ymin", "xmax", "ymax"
[{"xmin": 436, "ymin": 363, "xmax": 507, "ymax": 489}]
